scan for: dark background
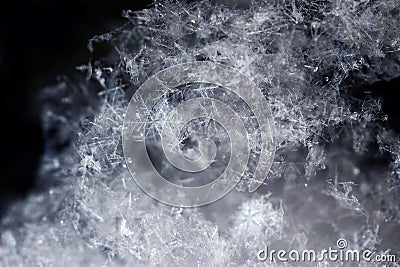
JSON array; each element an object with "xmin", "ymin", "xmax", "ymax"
[
  {"xmin": 0, "ymin": 0, "xmax": 153, "ymax": 215},
  {"xmin": 0, "ymin": 0, "xmax": 399, "ymax": 216}
]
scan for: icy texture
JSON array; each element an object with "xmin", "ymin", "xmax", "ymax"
[{"xmin": 1, "ymin": 0, "xmax": 400, "ymax": 266}]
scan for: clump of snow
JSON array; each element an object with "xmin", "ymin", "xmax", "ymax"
[{"xmin": 1, "ymin": 0, "xmax": 400, "ymax": 266}]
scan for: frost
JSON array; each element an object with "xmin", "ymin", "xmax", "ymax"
[{"xmin": 1, "ymin": 0, "xmax": 400, "ymax": 266}]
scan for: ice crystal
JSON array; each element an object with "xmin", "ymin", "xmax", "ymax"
[
  {"xmin": 1, "ymin": 0, "xmax": 400, "ymax": 266},
  {"xmin": 232, "ymin": 194, "xmax": 284, "ymax": 240}
]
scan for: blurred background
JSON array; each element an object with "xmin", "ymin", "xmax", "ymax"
[
  {"xmin": 0, "ymin": 0, "xmax": 399, "ymax": 216},
  {"xmin": 0, "ymin": 0, "xmax": 153, "ymax": 215}
]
